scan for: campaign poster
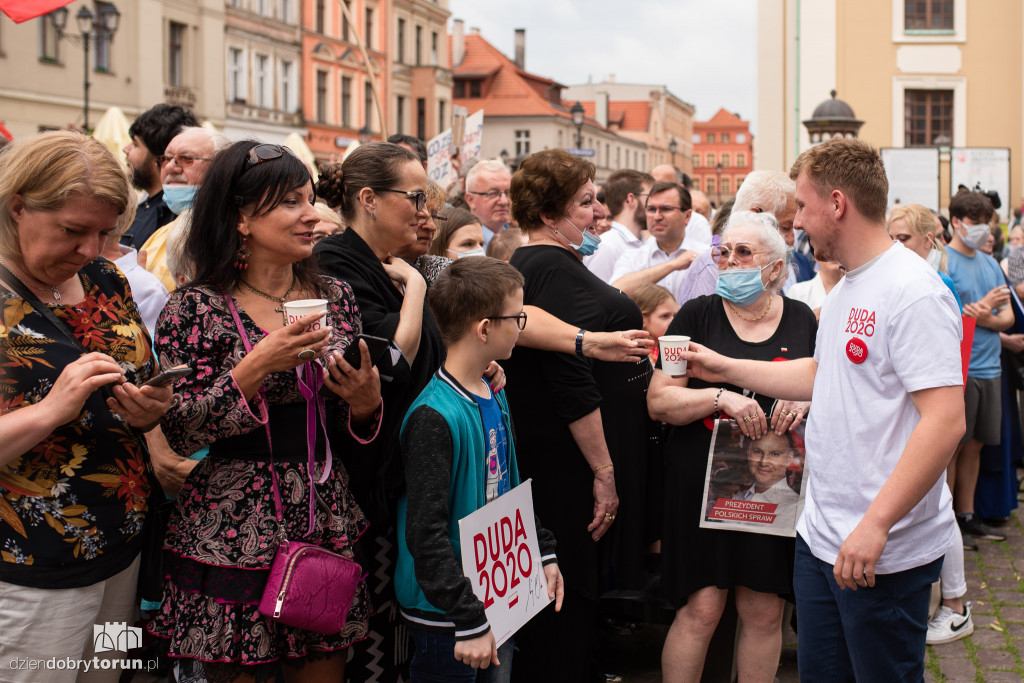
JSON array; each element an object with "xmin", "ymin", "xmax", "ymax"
[
  {"xmin": 458, "ymin": 479, "xmax": 551, "ymax": 647},
  {"xmin": 427, "ymin": 108, "xmax": 485, "ymax": 188},
  {"xmin": 699, "ymin": 419, "xmax": 807, "ymax": 538}
]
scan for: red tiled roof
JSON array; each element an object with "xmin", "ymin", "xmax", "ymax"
[
  {"xmin": 612, "ymin": 101, "xmax": 650, "ymax": 131},
  {"xmin": 695, "ymin": 108, "xmax": 750, "ymax": 129},
  {"xmin": 449, "ymin": 33, "xmax": 594, "ymax": 122}
]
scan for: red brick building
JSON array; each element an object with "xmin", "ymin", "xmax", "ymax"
[{"xmin": 692, "ymin": 109, "xmax": 754, "ymax": 206}]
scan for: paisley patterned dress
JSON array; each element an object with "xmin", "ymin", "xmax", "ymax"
[
  {"xmin": 147, "ymin": 278, "xmax": 377, "ymax": 681},
  {"xmin": 0, "ymin": 259, "xmax": 155, "ymax": 589}
]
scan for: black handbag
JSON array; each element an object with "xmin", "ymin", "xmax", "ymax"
[{"xmin": 0, "ymin": 263, "xmax": 168, "ymax": 602}]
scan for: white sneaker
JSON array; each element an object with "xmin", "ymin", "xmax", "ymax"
[{"xmin": 926, "ymin": 604, "xmax": 974, "ymax": 645}]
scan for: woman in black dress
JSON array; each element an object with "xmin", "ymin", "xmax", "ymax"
[
  {"xmin": 502, "ymin": 149, "xmax": 655, "ymax": 682},
  {"xmin": 648, "ymin": 210, "xmax": 816, "ymax": 683}
]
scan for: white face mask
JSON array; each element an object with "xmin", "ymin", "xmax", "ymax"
[
  {"xmin": 449, "ymin": 247, "xmax": 485, "ymax": 259},
  {"xmin": 926, "ymin": 247, "xmax": 942, "ymax": 271},
  {"xmin": 959, "ymin": 220, "xmax": 991, "ymax": 250}
]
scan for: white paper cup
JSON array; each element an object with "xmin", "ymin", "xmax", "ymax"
[
  {"xmin": 659, "ymin": 335, "xmax": 691, "ymax": 377},
  {"xmin": 283, "ymin": 298, "xmax": 328, "ymax": 332}
]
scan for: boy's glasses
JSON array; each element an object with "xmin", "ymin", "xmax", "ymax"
[
  {"xmin": 712, "ymin": 243, "xmax": 765, "ymax": 267},
  {"xmin": 486, "ymin": 312, "xmax": 528, "ymax": 330},
  {"xmin": 376, "ymin": 188, "xmax": 427, "ymax": 211}
]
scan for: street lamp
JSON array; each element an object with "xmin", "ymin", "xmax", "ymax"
[
  {"xmin": 570, "ymin": 101, "xmax": 584, "ymax": 150},
  {"xmin": 668, "ymin": 137, "xmax": 677, "ymax": 167},
  {"xmin": 715, "ymin": 162, "xmax": 723, "ymax": 206},
  {"xmin": 500, "ymin": 149, "xmax": 509, "ymax": 167},
  {"xmin": 49, "ymin": 3, "xmax": 120, "ymax": 132}
]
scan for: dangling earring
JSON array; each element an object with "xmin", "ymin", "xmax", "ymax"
[
  {"xmin": 370, "ymin": 211, "xmax": 376, "ymax": 220},
  {"xmin": 234, "ymin": 234, "xmax": 251, "ymax": 270}
]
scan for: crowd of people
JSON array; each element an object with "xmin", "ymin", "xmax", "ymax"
[{"xmin": 0, "ymin": 100, "xmax": 1020, "ymax": 683}]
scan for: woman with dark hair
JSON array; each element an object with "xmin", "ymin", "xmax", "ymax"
[
  {"xmin": 149, "ymin": 140, "xmax": 383, "ymax": 682},
  {"xmin": 428, "ymin": 207, "xmax": 486, "ymax": 259},
  {"xmin": 501, "ymin": 149, "xmax": 656, "ymax": 681}
]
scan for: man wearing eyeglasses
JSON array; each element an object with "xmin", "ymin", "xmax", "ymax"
[
  {"xmin": 464, "ymin": 160, "xmax": 512, "ymax": 247},
  {"xmin": 139, "ymin": 127, "xmax": 230, "ymax": 290},
  {"xmin": 121, "ymin": 104, "xmax": 198, "ymax": 249},
  {"xmin": 610, "ymin": 182, "xmax": 706, "ymax": 299}
]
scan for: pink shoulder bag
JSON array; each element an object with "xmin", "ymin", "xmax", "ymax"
[{"xmin": 226, "ymin": 292, "xmax": 362, "ymax": 635}]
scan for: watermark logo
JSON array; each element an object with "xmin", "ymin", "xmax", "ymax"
[{"xmin": 93, "ymin": 622, "xmax": 142, "ymax": 653}]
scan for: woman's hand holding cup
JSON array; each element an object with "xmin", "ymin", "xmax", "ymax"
[{"xmin": 252, "ymin": 311, "xmax": 332, "ymax": 375}]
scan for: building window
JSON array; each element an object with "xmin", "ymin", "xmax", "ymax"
[
  {"xmin": 737, "ymin": 152, "xmax": 746, "ymax": 167},
  {"xmin": 705, "ymin": 153, "xmax": 715, "ymax": 166},
  {"xmin": 721, "ymin": 153, "xmax": 730, "ymax": 167},
  {"xmin": 905, "ymin": 89, "xmax": 953, "ymax": 146},
  {"xmin": 737, "ymin": 175, "xmax": 745, "ymax": 190},
  {"xmin": 415, "ymin": 25, "xmax": 422, "ymax": 65},
  {"xmin": 454, "ymin": 81, "xmax": 465, "ymax": 98},
  {"xmin": 721, "ymin": 177, "xmax": 731, "ymax": 195},
  {"xmin": 364, "ymin": 8, "xmax": 372, "ymax": 49},
  {"xmin": 469, "ymin": 80, "xmax": 481, "ymax": 98},
  {"xmin": 721, "ymin": 133, "xmax": 730, "ymax": 143},
  {"xmin": 438, "ymin": 100, "xmax": 446, "ymax": 136},
  {"xmin": 168, "ymin": 22, "xmax": 185, "ymax": 86},
  {"xmin": 431, "ymin": 31, "xmax": 438, "ymax": 65},
  {"xmin": 397, "ymin": 18, "xmax": 405, "ymax": 63},
  {"xmin": 396, "ymin": 96, "xmax": 405, "ymax": 135},
  {"xmin": 905, "ymin": 0, "xmax": 953, "ymax": 30},
  {"xmin": 341, "ymin": 76, "xmax": 351, "ymax": 126},
  {"xmin": 280, "ymin": 59, "xmax": 294, "ymax": 112},
  {"xmin": 256, "ymin": 0, "xmax": 266, "ymax": 16},
  {"xmin": 706, "ymin": 177, "xmax": 715, "ymax": 194},
  {"xmin": 693, "ymin": 155, "xmax": 700, "ymax": 168},
  {"xmin": 279, "ymin": 0, "xmax": 290, "ymax": 22},
  {"xmin": 94, "ymin": 2, "xmax": 114, "ymax": 72},
  {"xmin": 417, "ymin": 98, "xmax": 426, "ymax": 140},
  {"xmin": 228, "ymin": 47, "xmax": 244, "ymax": 102},
  {"xmin": 365, "ymin": 82, "xmax": 374, "ymax": 131},
  {"xmin": 40, "ymin": 13, "xmax": 60, "ymax": 61},
  {"xmin": 515, "ymin": 130, "xmax": 530, "ymax": 158},
  {"xmin": 255, "ymin": 54, "xmax": 269, "ymax": 108},
  {"xmin": 316, "ymin": 70, "xmax": 327, "ymax": 123},
  {"xmin": 342, "ymin": 1, "xmax": 350, "ymax": 40},
  {"xmin": 315, "ymin": 0, "xmax": 324, "ymax": 33},
  {"xmin": 706, "ymin": 133, "xmax": 714, "ymax": 143}
]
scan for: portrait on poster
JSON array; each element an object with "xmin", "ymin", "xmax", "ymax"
[{"xmin": 699, "ymin": 419, "xmax": 806, "ymax": 538}]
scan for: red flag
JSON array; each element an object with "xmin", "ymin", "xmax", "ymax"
[
  {"xmin": 0, "ymin": 122, "xmax": 12, "ymax": 142},
  {"xmin": 0, "ymin": 0, "xmax": 74, "ymax": 24}
]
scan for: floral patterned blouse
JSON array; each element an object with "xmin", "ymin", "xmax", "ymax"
[
  {"xmin": 154, "ymin": 278, "xmax": 365, "ymax": 458},
  {"xmin": 0, "ymin": 259, "xmax": 156, "ymax": 589}
]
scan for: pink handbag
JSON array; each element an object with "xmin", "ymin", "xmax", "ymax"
[
  {"xmin": 226, "ymin": 293, "xmax": 363, "ymax": 635},
  {"xmin": 258, "ymin": 539, "xmax": 362, "ymax": 634}
]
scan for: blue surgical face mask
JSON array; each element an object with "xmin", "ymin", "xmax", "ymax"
[
  {"xmin": 558, "ymin": 216, "xmax": 601, "ymax": 257},
  {"xmin": 162, "ymin": 184, "xmax": 199, "ymax": 215},
  {"xmin": 716, "ymin": 263, "xmax": 773, "ymax": 306}
]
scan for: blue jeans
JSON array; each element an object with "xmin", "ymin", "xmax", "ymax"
[
  {"xmin": 794, "ymin": 534, "xmax": 942, "ymax": 682},
  {"xmin": 407, "ymin": 623, "xmax": 514, "ymax": 683}
]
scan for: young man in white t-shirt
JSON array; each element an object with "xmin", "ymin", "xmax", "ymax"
[{"xmin": 677, "ymin": 138, "xmax": 965, "ymax": 680}]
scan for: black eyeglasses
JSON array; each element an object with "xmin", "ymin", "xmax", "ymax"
[
  {"xmin": 468, "ymin": 189, "xmax": 511, "ymax": 200},
  {"xmin": 156, "ymin": 153, "xmax": 211, "ymax": 168},
  {"xmin": 485, "ymin": 312, "xmax": 528, "ymax": 330},
  {"xmin": 431, "ymin": 212, "xmax": 448, "ymax": 222},
  {"xmin": 246, "ymin": 143, "xmax": 296, "ymax": 168},
  {"xmin": 376, "ymin": 188, "xmax": 427, "ymax": 211}
]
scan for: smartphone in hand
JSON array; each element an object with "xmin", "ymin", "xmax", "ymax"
[
  {"xmin": 341, "ymin": 334, "xmax": 391, "ymax": 370},
  {"xmin": 143, "ymin": 365, "xmax": 192, "ymax": 388}
]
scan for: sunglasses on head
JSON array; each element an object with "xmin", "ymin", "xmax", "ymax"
[{"xmin": 245, "ymin": 143, "xmax": 297, "ymax": 168}]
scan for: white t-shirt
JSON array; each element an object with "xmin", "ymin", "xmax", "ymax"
[
  {"xmin": 584, "ymin": 221, "xmax": 644, "ymax": 283},
  {"xmin": 682, "ymin": 212, "xmax": 713, "ymax": 252},
  {"xmin": 114, "ymin": 247, "xmax": 169, "ymax": 338},
  {"xmin": 787, "ymin": 274, "xmax": 827, "ymax": 311},
  {"xmin": 797, "ymin": 242, "xmax": 962, "ymax": 574},
  {"xmin": 610, "ymin": 237, "xmax": 705, "ymax": 302}
]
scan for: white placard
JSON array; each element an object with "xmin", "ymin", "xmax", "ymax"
[
  {"xmin": 881, "ymin": 147, "xmax": 940, "ymax": 213},
  {"xmin": 951, "ymin": 148, "xmax": 1011, "ymax": 221},
  {"xmin": 458, "ymin": 479, "xmax": 550, "ymax": 647},
  {"xmin": 427, "ymin": 109, "xmax": 485, "ymax": 188}
]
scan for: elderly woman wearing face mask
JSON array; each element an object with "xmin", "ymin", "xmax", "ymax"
[{"xmin": 648, "ymin": 211, "xmax": 818, "ymax": 683}]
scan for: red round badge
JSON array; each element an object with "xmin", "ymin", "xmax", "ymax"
[{"xmin": 846, "ymin": 337, "xmax": 867, "ymax": 364}]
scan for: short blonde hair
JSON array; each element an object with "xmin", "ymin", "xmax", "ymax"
[
  {"xmin": 0, "ymin": 130, "xmax": 130, "ymax": 260},
  {"xmin": 314, "ymin": 202, "xmax": 344, "ymax": 228},
  {"xmin": 888, "ymin": 203, "xmax": 948, "ymax": 272}
]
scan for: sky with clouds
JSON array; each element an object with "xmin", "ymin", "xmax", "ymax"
[{"xmin": 447, "ymin": 0, "xmax": 759, "ymax": 132}]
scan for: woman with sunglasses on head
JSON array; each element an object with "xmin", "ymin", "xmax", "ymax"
[
  {"xmin": 647, "ymin": 210, "xmax": 817, "ymax": 683},
  {"xmin": 392, "ymin": 180, "xmax": 455, "ymax": 287},
  {"xmin": 0, "ymin": 131, "xmax": 173, "ymax": 682},
  {"xmin": 148, "ymin": 141, "xmax": 382, "ymax": 682}
]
